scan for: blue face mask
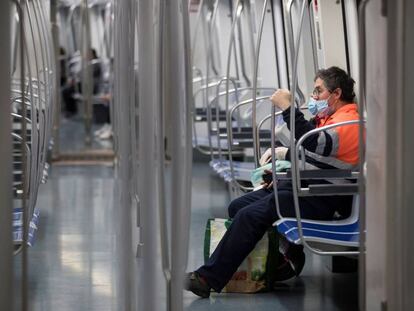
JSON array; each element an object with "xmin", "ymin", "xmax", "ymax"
[{"xmin": 307, "ymin": 96, "xmax": 331, "ymax": 115}]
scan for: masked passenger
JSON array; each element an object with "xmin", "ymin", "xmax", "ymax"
[{"xmin": 186, "ymin": 66, "xmax": 360, "ymax": 298}]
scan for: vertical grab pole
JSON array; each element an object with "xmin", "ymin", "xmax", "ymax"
[
  {"xmin": 37, "ymin": 0, "xmax": 55, "ymax": 143},
  {"xmin": 136, "ymin": 0, "xmax": 158, "ymax": 309},
  {"xmin": 50, "ymin": 0, "xmax": 60, "ymax": 159},
  {"xmin": 269, "ymin": 0, "xmax": 281, "ymax": 89},
  {"xmin": 205, "ymin": 0, "xmax": 220, "ymax": 161},
  {"xmin": 225, "ymin": 0, "xmax": 242, "ymax": 146},
  {"xmin": 288, "ymin": 0, "xmax": 308, "ymax": 244},
  {"xmin": 209, "ymin": 0, "xmax": 226, "ymax": 166},
  {"xmin": 16, "ymin": 1, "xmax": 29, "ymax": 310},
  {"xmin": 270, "ymin": 104, "xmax": 283, "ymax": 219},
  {"xmin": 190, "ymin": 0, "xmax": 205, "ymax": 63},
  {"xmin": 156, "ymin": 0, "xmax": 172, "ymax": 309},
  {"xmin": 180, "ymin": 0, "xmax": 194, "ymax": 304},
  {"xmin": 344, "ymin": 0, "xmax": 360, "ymax": 95},
  {"xmin": 167, "ymin": 0, "xmax": 193, "ymax": 308},
  {"xmin": 252, "ymin": 0, "xmax": 269, "ymax": 168},
  {"xmin": 270, "ymin": 0, "xmax": 289, "ymax": 88},
  {"xmin": 204, "ymin": 2, "xmax": 214, "ymax": 160},
  {"xmin": 34, "ymin": 1, "xmax": 51, "ymax": 215},
  {"xmin": 81, "ymin": 0, "xmax": 92, "ymax": 146},
  {"xmin": 285, "ymin": 0, "xmax": 305, "ymax": 105},
  {"xmin": 209, "ymin": 0, "xmax": 221, "ymax": 76},
  {"xmin": 308, "ymin": 0, "xmax": 318, "ymax": 73},
  {"xmin": 358, "ymin": 1, "xmax": 369, "ymax": 310},
  {"xmin": 268, "ymin": 0, "xmax": 286, "ymax": 212},
  {"xmin": 224, "ymin": 1, "xmax": 242, "ymax": 189},
  {"xmin": 0, "ymin": 1, "xmax": 13, "ymax": 309},
  {"xmin": 114, "ymin": 0, "xmax": 135, "ymax": 309},
  {"xmin": 24, "ymin": 0, "xmax": 43, "ymax": 215}
]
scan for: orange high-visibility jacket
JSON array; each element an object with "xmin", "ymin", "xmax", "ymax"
[{"xmin": 282, "ymin": 103, "xmax": 360, "ymax": 169}]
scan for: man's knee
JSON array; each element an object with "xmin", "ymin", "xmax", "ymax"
[{"xmin": 227, "ymin": 198, "xmax": 242, "ymax": 218}]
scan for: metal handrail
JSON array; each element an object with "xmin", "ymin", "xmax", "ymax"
[
  {"xmin": 235, "ymin": 1, "xmax": 251, "ymax": 86},
  {"xmin": 198, "ymin": 81, "xmax": 233, "ymax": 154},
  {"xmin": 1, "ymin": 1, "xmax": 13, "ymax": 307},
  {"xmin": 12, "ymin": 8, "xmax": 20, "ymax": 76},
  {"xmin": 203, "ymin": 0, "xmax": 221, "ymax": 143},
  {"xmin": 357, "ymin": 1, "xmax": 370, "ymax": 309},
  {"xmin": 103, "ymin": 2, "xmax": 113, "ymax": 59},
  {"xmin": 81, "ymin": 0, "xmax": 93, "ymax": 146},
  {"xmin": 50, "ymin": 0, "xmax": 60, "ymax": 159},
  {"xmin": 181, "ymin": 0, "xmax": 194, "ymax": 298},
  {"xmin": 190, "ymin": 0, "xmax": 205, "ymax": 62},
  {"xmin": 25, "ymin": 1, "xmax": 45, "ymax": 214},
  {"xmin": 192, "ymin": 67, "xmax": 204, "ymax": 84},
  {"xmin": 194, "ymin": 80, "xmax": 222, "ymax": 97},
  {"xmin": 285, "ymin": 0, "xmax": 306, "ymax": 106},
  {"xmin": 256, "ymin": 110, "xmax": 283, "ymax": 160},
  {"xmin": 11, "ymin": 132, "xmax": 32, "ymax": 196},
  {"xmin": 37, "ymin": 0, "xmax": 56, "ymax": 137},
  {"xmin": 209, "ymin": 0, "xmax": 221, "ymax": 76},
  {"xmin": 67, "ymin": 4, "xmax": 80, "ymax": 54},
  {"xmin": 278, "ymin": 0, "xmax": 365, "ymax": 255},
  {"xmin": 13, "ymin": 1, "xmax": 29, "ymax": 308},
  {"xmin": 252, "ymin": 0, "xmax": 269, "ymax": 167},
  {"xmin": 27, "ymin": 2, "xmax": 47, "ymax": 185},
  {"xmin": 226, "ymin": 95, "xmax": 270, "ymax": 191},
  {"xmin": 155, "ymin": 0, "xmax": 172, "ymax": 306},
  {"xmin": 212, "ymin": 77, "xmax": 239, "ymax": 163},
  {"xmin": 270, "ymin": 105, "xmax": 283, "ymax": 219},
  {"xmin": 20, "ymin": 16, "xmax": 39, "ymax": 220},
  {"xmin": 294, "ymin": 120, "xmax": 361, "ymax": 190},
  {"xmin": 224, "ymin": 0, "xmax": 243, "ymax": 111},
  {"xmin": 270, "ymin": 0, "xmax": 307, "ymax": 249},
  {"xmin": 192, "ymin": 81, "xmax": 239, "ymax": 153},
  {"xmin": 115, "ymin": 0, "xmax": 136, "ymax": 308},
  {"xmin": 196, "ymin": 87, "xmax": 275, "ymax": 154},
  {"xmin": 30, "ymin": 0, "xmax": 49, "ymax": 191},
  {"xmin": 196, "ymin": 78, "xmax": 227, "ymax": 157},
  {"xmin": 224, "ymin": 0, "xmax": 243, "ymax": 176},
  {"xmin": 308, "ymin": 0, "xmax": 318, "ymax": 73},
  {"xmin": 291, "ymin": 120, "xmax": 361, "ymax": 256}
]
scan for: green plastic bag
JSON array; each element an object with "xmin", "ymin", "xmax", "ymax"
[
  {"xmin": 204, "ymin": 218, "xmax": 279, "ymax": 293},
  {"xmin": 250, "ymin": 160, "xmax": 291, "ymax": 188}
]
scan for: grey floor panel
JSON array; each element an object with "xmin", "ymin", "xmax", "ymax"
[
  {"xmin": 59, "ymin": 116, "xmax": 113, "ymax": 152},
  {"xmin": 17, "ymin": 158, "xmax": 358, "ymax": 310},
  {"xmin": 185, "ymin": 161, "xmax": 358, "ymax": 311},
  {"xmin": 14, "ymin": 165, "xmax": 119, "ymax": 311}
]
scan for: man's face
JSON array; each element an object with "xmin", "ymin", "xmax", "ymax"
[{"xmin": 311, "ymin": 78, "xmax": 331, "ymax": 101}]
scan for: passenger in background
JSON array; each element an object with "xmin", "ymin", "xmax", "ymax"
[
  {"xmin": 59, "ymin": 47, "xmax": 67, "ymax": 87},
  {"xmin": 94, "ymin": 93, "xmax": 112, "ymax": 140},
  {"xmin": 186, "ymin": 66, "xmax": 360, "ymax": 298},
  {"xmin": 89, "ymin": 48, "xmax": 103, "ymax": 94},
  {"xmin": 61, "ymin": 48, "xmax": 102, "ymax": 117}
]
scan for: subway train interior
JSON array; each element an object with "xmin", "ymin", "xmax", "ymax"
[{"xmin": 1, "ymin": 0, "xmax": 414, "ymax": 310}]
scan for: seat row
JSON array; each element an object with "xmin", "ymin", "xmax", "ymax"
[
  {"xmin": 10, "ymin": 0, "xmax": 57, "ymax": 254},
  {"xmin": 190, "ymin": 0, "xmax": 362, "ymax": 256}
]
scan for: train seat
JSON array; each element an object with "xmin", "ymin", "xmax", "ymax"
[
  {"xmin": 13, "ymin": 207, "xmax": 40, "ymax": 247},
  {"xmin": 274, "ymin": 196, "xmax": 359, "ymax": 248}
]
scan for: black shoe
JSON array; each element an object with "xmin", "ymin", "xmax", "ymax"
[{"xmin": 185, "ymin": 272, "xmax": 211, "ymax": 298}]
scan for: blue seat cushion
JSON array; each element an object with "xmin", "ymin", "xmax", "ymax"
[{"xmin": 276, "ymin": 219, "xmax": 359, "ymax": 246}]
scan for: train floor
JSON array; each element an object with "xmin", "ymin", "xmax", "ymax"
[{"xmin": 13, "ymin": 118, "xmax": 358, "ymax": 310}]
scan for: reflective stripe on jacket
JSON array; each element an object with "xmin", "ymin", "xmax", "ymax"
[{"xmin": 282, "ymin": 103, "xmax": 359, "ymax": 169}]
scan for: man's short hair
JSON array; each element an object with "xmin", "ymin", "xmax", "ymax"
[{"xmin": 315, "ymin": 66, "xmax": 355, "ymax": 102}]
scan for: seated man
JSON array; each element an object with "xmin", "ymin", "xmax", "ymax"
[
  {"xmin": 62, "ymin": 48, "xmax": 102, "ymax": 117},
  {"xmin": 186, "ymin": 66, "xmax": 360, "ymax": 298}
]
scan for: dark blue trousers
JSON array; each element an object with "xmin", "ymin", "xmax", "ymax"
[{"xmin": 196, "ymin": 182, "xmax": 352, "ymax": 292}]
